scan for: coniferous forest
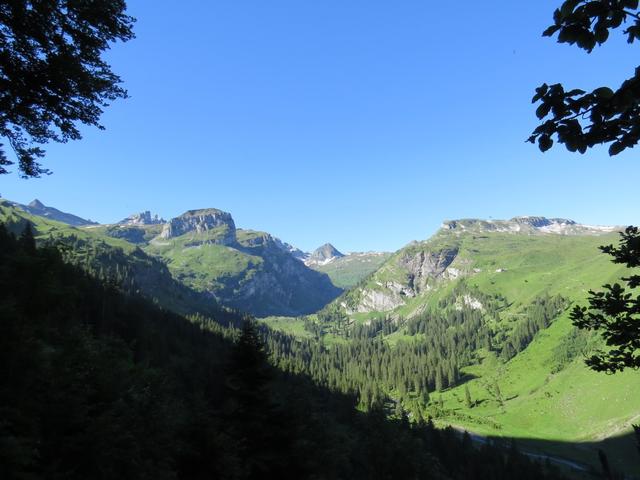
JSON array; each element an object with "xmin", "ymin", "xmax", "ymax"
[
  {"xmin": 0, "ymin": 223, "xmax": 569, "ymax": 479},
  {"xmin": 3, "ymin": 1, "xmax": 640, "ymax": 478}
]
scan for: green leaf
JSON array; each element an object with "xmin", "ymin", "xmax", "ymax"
[
  {"xmin": 594, "ymin": 26, "xmax": 609, "ymax": 44},
  {"xmin": 536, "ymin": 102, "xmax": 552, "ymax": 119},
  {"xmin": 539, "ymin": 135, "xmax": 553, "ymax": 152},
  {"xmin": 542, "ymin": 25, "xmax": 561, "ymax": 37},
  {"xmin": 609, "ymin": 141, "xmax": 625, "ymax": 155},
  {"xmin": 593, "ymin": 87, "xmax": 614, "ymax": 99},
  {"xmin": 532, "ymin": 83, "xmax": 549, "ymax": 103},
  {"xmin": 560, "ymin": 0, "xmax": 579, "ymax": 18}
]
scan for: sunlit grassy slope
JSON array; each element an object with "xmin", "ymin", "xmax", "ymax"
[
  {"xmin": 310, "ymin": 252, "xmax": 392, "ymax": 288},
  {"xmin": 265, "ymin": 227, "xmax": 640, "ymax": 476}
]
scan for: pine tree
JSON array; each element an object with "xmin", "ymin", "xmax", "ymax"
[
  {"xmin": 464, "ymin": 385, "xmax": 473, "ymax": 409},
  {"xmin": 18, "ymin": 222, "xmax": 36, "ymax": 254}
]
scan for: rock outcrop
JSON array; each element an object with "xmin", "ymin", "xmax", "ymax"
[
  {"xmin": 147, "ymin": 211, "xmax": 341, "ymax": 317},
  {"xmin": 119, "ymin": 211, "xmax": 165, "ymax": 225},
  {"xmin": 305, "ymin": 243, "xmax": 344, "ymax": 266},
  {"xmin": 441, "ymin": 216, "xmax": 616, "ymax": 235},
  {"xmin": 159, "ymin": 208, "xmax": 236, "ymax": 244}
]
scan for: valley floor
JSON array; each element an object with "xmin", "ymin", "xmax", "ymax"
[{"xmin": 436, "ymin": 315, "xmax": 640, "ymax": 478}]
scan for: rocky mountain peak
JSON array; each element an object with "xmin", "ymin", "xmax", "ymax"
[
  {"xmin": 17, "ymin": 198, "xmax": 96, "ymax": 226},
  {"xmin": 119, "ymin": 210, "xmax": 165, "ymax": 226},
  {"xmin": 159, "ymin": 208, "xmax": 236, "ymax": 241},
  {"xmin": 28, "ymin": 199, "xmax": 45, "ymax": 209},
  {"xmin": 305, "ymin": 243, "xmax": 344, "ymax": 266},
  {"xmin": 312, "ymin": 243, "xmax": 344, "ymax": 260}
]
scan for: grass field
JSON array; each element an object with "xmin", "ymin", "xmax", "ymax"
[
  {"xmin": 300, "ymin": 227, "xmax": 640, "ymax": 477},
  {"xmin": 311, "ymin": 252, "xmax": 392, "ymax": 288}
]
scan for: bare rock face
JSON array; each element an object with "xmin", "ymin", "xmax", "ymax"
[
  {"xmin": 306, "ymin": 243, "xmax": 344, "ymax": 265},
  {"xmin": 400, "ymin": 247, "xmax": 458, "ymax": 292},
  {"xmin": 441, "ymin": 216, "xmax": 616, "ymax": 235},
  {"xmin": 160, "ymin": 208, "xmax": 236, "ymax": 243},
  {"xmin": 119, "ymin": 211, "xmax": 165, "ymax": 225},
  {"xmin": 356, "ymin": 282, "xmax": 414, "ymax": 313}
]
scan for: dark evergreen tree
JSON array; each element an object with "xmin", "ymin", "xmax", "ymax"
[{"xmin": 18, "ymin": 221, "xmax": 36, "ymax": 254}]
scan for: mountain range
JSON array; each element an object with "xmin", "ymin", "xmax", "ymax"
[
  {"xmin": 9, "ymin": 198, "xmax": 97, "ymax": 226},
  {"xmin": 3, "ymin": 198, "xmax": 638, "ymax": 476}
]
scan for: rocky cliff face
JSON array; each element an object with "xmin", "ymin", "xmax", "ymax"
[
  {"xmin": 159, "ymin": 208, "xmax": 236, "ymax": 244},
  {"xmin": 229, "ymin": 231, "xmax": 342, "ymax": 316},
  {"xmin": 119, "ymin": 211, "xmax": 165, "ymax": 225},
  {"xmin": 346, "ymin": 246, "xmax": 459, "ymax": 313},
  {"xmin": 399, "ymin": 247, "xmax": 459, "ymax": 292},
  {"xmin": 146, "ymin": 211, "xmax": 341, "ymax": 317}
]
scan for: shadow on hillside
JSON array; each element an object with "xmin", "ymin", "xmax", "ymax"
[
  {"xmin": 5, "ymin": 219, "xmax": 635, "ymax": 480},
  {"xmin": 479, "ymin": 431, "xmax": 639, "ymax": 479}
]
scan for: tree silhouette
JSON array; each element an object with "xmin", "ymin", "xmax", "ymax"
[
  {"xmin": 530, "ymin": 2, "xmax": 640, "ymax": 376},
  {"xmin": 570, "ymin": 227, "xmax": 640, "ymax": 372},
  {"xmin": 529, "ymin": 1, "xmax": 640, "ymax": 156},
  {"xmin": 0, "ymin": 0, "xmax": 135, "ymax": 177}
]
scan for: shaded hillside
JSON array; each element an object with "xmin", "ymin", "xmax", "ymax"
[
  {"xmin": 0, "ymin": 200, "xmax": 218, "ymax": 317},
  {"xmin": 3, "ymin": 200, "xmax": 341, "ymax": 317},
  {"xmin": 144, "ymin": 209, "xmax": 342, "ymax": 317},
  {"xmin": 0, "ymin": 223, "xmax": 567, "ymax": 480}
]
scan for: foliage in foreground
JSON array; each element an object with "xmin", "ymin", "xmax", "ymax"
[{"xmin": 571, "ymin": 226, "xmax": 640, "ymax": 372}]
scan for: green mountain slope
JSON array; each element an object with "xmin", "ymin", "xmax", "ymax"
[
  {"xmin": 4, "ymin": 201, "xmax": 342, "ymax": 317},
  {"xmin": 0, "ymin": 200, "xmax": 219, "ymax": 317},
  {"xmin": 142, "ymin": 209, "xmax": 342, "ymax": 317},
  {"xmin": 310, "ymin": 251, "xmax": 392, "ymax": 289},
  {"xmin": 263, "ymin": 217, "xmax": 640, "ymax": 476},
  {"xmin": 0, "ymin": 216, "xmax": 569, "ymax": 480}
]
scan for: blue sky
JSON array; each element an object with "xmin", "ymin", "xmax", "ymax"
[{"xmin": 2, "ymin": 0, "xmax": 639, "ymax": 252}]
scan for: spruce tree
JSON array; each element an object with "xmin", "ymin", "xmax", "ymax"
[{"xmin": 464, "ymin": 385, "xmax": 473, "ymax": 409}]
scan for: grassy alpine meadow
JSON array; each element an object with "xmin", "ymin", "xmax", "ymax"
[
  {"xmin": 276, "ymin": 226, "xmax": 640, "ymax": 476},
  {"xmin": 310, "ymin": 252, "xmax": 392, "ymax": 288},
  {"xmin": 436, "ymin": 313, "xmax": 640, "ymax": 476}
]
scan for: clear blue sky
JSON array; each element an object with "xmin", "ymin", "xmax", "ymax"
[{"xmin": 2, "ymin": 1, "xmax": 638, "ymax": 252}]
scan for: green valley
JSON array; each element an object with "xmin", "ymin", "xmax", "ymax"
[
  {"xmin": 4, "ymin": 197, "xmax": 639, "ymax": 477},
  {"xmin": 261, "ymin": 217, "xmax": 640, "ymax": 477}
]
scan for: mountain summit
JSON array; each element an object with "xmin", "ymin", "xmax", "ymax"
[
  {"xmin": 118, "ymin": 210, "xmax": 165, "ymax": 225},
  {"xmin": 146, "ymin": 208, "xmax": 341, "ymax": 316},
  {"xmin": 16, "ymin": 199, "xmax": 97, "ymax": 226},
  {"xmin": 159, "ymin": 208, "xmax": 236, "ymax": 243},
  {"xmin": 307, "ymin": 243, "xmax": 344, "ymax": 265},
  {"xmin": 441, "ymin": 216, "xmax": 616, "ymax": 235}
]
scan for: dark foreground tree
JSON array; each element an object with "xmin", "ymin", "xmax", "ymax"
[
  {"xmin": 0, "ymin": 0, "xmax": 135, "ymax": 177},
  {"xmin": 529, "ymin": 1, "xmax": 640, "ymax": 156},
  {"xmin": 530, "ymin": 2, "xmax": 640, "ymax": 375},
  {"xmin": 570, "ymin": 227, "xmax": 640, "ymax": 372}
]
